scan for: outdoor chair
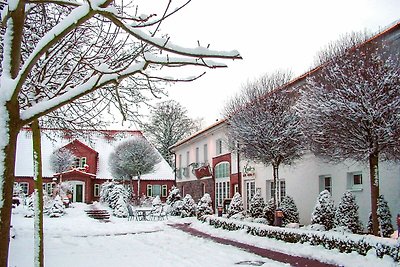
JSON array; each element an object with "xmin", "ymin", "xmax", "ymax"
[{"xmin": 127, "ymin": 205, "xmax": 138, "ymax": 221}]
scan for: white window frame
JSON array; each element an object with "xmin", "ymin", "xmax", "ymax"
[
  {"xmin": 147, "ymin": 184, "xmax": 152, "ymax": 197},
  {"xmin": 348, "ymin": 172, "xmax": 363, "ymax": 191},
  {"xmin": 80, "ymin": 157, "xmax": 87, "ymax": 168},
  {"xmin": 203, "ymin": 144, "xmax": 208, "ymax": 163},
  {"xmin": 19, "ymin": 182, "xmax": 29, "ymax": 195},
  {"xmin": 216, "ymin": 139, "xmax": 223, "ymax": 155},
  {"xmin": 162, "ymin": 185, "xmax": 168, "ymax": 197},
  {"xmin": 319, "ymin": 175, "xmax": 332, "ymax": 193},
  {"xmin": 94, "ymin": 184, "xmax": 100, "ymax": 197}
]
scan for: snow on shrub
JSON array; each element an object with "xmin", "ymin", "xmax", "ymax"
[
  {"xmin": 196, "ymin": 193, "xmax": 213, "ymax": 218},
  {"xmin": 248, "ymin": 191, "xmax": 264, "ymax": 218},
  {"xmin": 311, "ymin": 190, "xmax": 335, "ymax": 230},
  {"xmin": 48, "ymin": 195, "xmax": 65, "ymax": 218},
  {"xmin": 227, "ymin": 192, "xmax": 244, "ymax": 218},
  {"xmin": 152, "ymin": 195, "xmax": 162, "ymax": 207},
  {"xmin": 166, "ymin": 186, "xmax": 182, "ymax": 215},
  {"xmin": 280, "ymin": 195, "xmax": 299, "ymax": 225},
  {"xmin": 181, "ymin": 194, "xmax": 196, "ymax": 218},
  {"xmin": 113, "ymin": 195, "xmax": 128, "ymax": 217},
  {"xmin": 199, "ymin": 215, "xmax": 400, "ymax": 262},
  {"xmin": 263, "ymin": 198, "xmax": 275, "ymax": 225},
  {"xmin": 99, "ymin": 181, "xmax": 130, "ymax": 217},
  {"xmin": 334, "ymin": 191, "xmax": 363, "ymax": 234},
  {"xmin": 367, "ymin": 195, "xmax": 394, "ymax": 238}
]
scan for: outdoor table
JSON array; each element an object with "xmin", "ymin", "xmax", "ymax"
[{"xmin": 135, "ymin": 207, "xmax": 154, "ymax": 221}]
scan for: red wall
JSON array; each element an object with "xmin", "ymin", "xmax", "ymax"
[{"xmin": 64, "ymin": 140, "xmax": 98, "ymax": 174}]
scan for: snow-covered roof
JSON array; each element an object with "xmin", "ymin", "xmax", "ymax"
[{"xmin": 15, "ymin": 128, "xmax": 174, "ymax": 181}]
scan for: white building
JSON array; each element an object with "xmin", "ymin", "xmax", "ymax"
[{"xmin": 170, "ymin": 21, "xmax": 400, "ymax": 226}]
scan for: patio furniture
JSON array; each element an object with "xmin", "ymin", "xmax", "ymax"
[{"xmin": 127, "ymin": 205, "xmax": 138, "ymax": 221}]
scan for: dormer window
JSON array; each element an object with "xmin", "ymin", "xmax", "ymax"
[{"xmin": 73, "ymin": 157, "xmax": 87, "ymax": 169}]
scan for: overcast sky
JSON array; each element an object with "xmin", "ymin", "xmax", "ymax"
[{"xmin": 133, "ymin": 0, "xmax": 399, "ymax": 127}]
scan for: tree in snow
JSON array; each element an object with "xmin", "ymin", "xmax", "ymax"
[
  {"xmin": 227, "ymin": 192, "xmax": 244, "ymax": 218},
  {"xmin": 181, "ymin": 194, "xmax": 196, "ymax": 218},
  {"xmin": 47, "ymin": 195, "xmax": 64, "ymax": 218},
  {"xmin": 196, "ymin": 193, "xmax": 213, "ymax": 218},
  {"xmin": 109, "ymin": 136, "xmax": 161, "ymax": 203},
  {"xmin": 113, "ymin": 196, "xmax": 128, "ymax": 218},
  {"xmin": 248, "ymin": 191, "xmax": 265, "ymax": 218},
  {"xmin": 263, "ymin": 198, "xmax": 276, "ymax": 225},
  {"xmin": 367, "ymin": 195, "xmax": 394, "ymax": 237},
  {"xmin": 152, "ymin": 195, "xmax": 162, "ymax": 207},
  {"xmin": 141, "ymin": 100, "xmax": 201, "ymax": 166},
  {"xmin": 297, "ymin": 33, "xmax": 400, "ymax": 236},
  {"xmin": 311, "ymin": 190, "xmax": 335, "ymax": 231},
  {"xmin": 166, "ymin": 186, "xmax": 182, "ymax": 206},
  {"xmin": 0, "ymin": 1, "xmax": 241, "ymax": 264},
  {"xmin": 280, "ymin": 195, "xmax": 299, "ymax": 226},
  {"xmin": 334, "ymin": 191, "xmax": 363, "ymax": 234},
  {"xmin": 224, "ymin": 71, "xmax": 305, "ymax": 208}
]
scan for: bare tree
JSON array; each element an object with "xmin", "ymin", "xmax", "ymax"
[
  {"xmin": 0, "ymin": 0, "xmax": 241, "ymax": 264},
  {"xmin": 224, "ymin": 71, "xmax": 305, "ymax": 208},
  {"xmin": 49, "ymin": 147, "xmax": 75, "ymax": 174},
  {"xmin": 297, "ymin": 34, "xmax": 400, "ymax": 236},
  {"xmin": 109, "ymin": 136, "xmax": 161, "ymax": 203},
  {"xmin": 141, "ymin": 100, "xmax": 200, "ymax": 166}
]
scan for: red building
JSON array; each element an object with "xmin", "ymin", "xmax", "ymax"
[{"xmin": 14, "ymin": 128, "xmax": 175, "ymax": 203}]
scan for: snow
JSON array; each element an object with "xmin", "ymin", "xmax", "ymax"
[
  {"xmin": 10, "ymin": 204, "xmax": 283, "ymax": 267},
  {"xmin": 9, "ymin": 203, "xmax": 399, "ymax": 267}
]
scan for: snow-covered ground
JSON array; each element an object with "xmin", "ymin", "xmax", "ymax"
[{"xmin": 9, "ymin": 203, "xmax": 398, "ymax": 267}]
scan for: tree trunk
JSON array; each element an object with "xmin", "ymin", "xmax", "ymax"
[
  {"xmin": 272, "ymin": 164, "xmax": 280, "ymax": 207},
  {"xmin": 31, "ymin": 120, "xmax": 44, "ymax": 267},
  {"xmin": 0, "ymin": 2, "xmax": 25, "ymax": 265},
  {"xmin": 369, "ymin": 152, "xmax": 380, "ymax": 236},
  {"xmin": 137, "ymin": 175, "xmax": 141, "ymax": 205}
]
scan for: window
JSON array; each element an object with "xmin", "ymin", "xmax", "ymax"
[
  {"xmin": 215, "ymin": 162, "xmax": 230, "ymax": 179},
  {"xmin": 19, "ymin": 182, "xmax": 29, "ymax": 195},
  {"xmin": 178, "ymin": 154, "xmax": 182, "ymax": 169},
  {"xmin": 234, "ymin": 184, "xmax": 239, "ymax": 194},
  {"xmin": 94, "ymin": 184, "xmax": 100, "ymax": 197},
  {"xmin": 153, "ymin": 185, "xmax": 161, "ymax": 196},
  {"xmin": 195, "ymin": 147, "xmax": 199, "ymax": 164},
  {"xmin": 80, "ymin": 157, "xmax": 87, "ymax": 168},
  {"xmin": 319, "ymin": 175, "xmax": 332, "ymax": 193},
  {"xmin": 245, "ymin": 180, "xmax": 256, "ymax": 209},
  {"xmin": 203, "ymin": 144, "xmax": 208, "ymax": 163},
  {"xmin": 186, "ymin": 151, "xmax": 190, "ymax": 167},
  {"xmin": 268, "ymin": 180, "xmax": 286, "ymax": 202},
  {"xmin": 162, "ymin": 185, "xmax": 167, "ymax": 197},
  {"xmin": 216, "ymin": 139, "xmax": 223, "ymax": 154},
  {"xmin": 147, "ymin": 184, "xmax": 152, "ymax": 197},
  {"xmin": 348, "ymin": 172, "xmax": 363, "ymax": 191},
  {"xmin": 215, "ymin": 162, "xmax": 230, "ymax": 207}
]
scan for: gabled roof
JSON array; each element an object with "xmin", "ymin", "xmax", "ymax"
[
  {"xmin": 64, "ymin": 139, "xmax": 98, "ymax": 155},
  {"xmin": 15, "ymin": 128, "xmax": 174, "ymax": 181}
]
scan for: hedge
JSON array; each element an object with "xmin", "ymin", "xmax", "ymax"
[{"xmin": 198, "ymin": 215, "xmax": 400, "ymax": 262}]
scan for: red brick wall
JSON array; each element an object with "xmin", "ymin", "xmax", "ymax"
[{"xmin": 176, "ymin": 178, "xmax": 214, "ymax": 203}]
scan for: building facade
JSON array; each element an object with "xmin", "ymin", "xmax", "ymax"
[
  {"xmin": 170, "ymin": 21, "xmax": 400, "ymax": 225},
  {"xmin": 14, "ymin": 129, "xmax": 175, "ymax": 203}
]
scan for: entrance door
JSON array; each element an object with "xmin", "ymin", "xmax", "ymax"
[
  {"xmin": 70, "ymin": 181, "xmax": 85, "ymax": 203},
  {"xmin": 245, "ymin": 179, "xmax": 255, "ymax": 210},
  {"xmin": 75, "ymin": 184, "xmax": 83, "ymax": 202}
]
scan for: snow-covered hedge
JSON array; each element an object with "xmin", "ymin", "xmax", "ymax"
[{"xmin": 199, "ymin": 216, "xmax": 400, "ymax": 262}]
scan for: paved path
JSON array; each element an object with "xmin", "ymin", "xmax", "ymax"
[{"xmin": 170, "ymin": 223, "xmax": 338, "ymax": 267}]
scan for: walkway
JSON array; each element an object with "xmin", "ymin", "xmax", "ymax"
[{"xmin": 170, "ymin": 223, "xmax": 339, "ymax": 267}]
